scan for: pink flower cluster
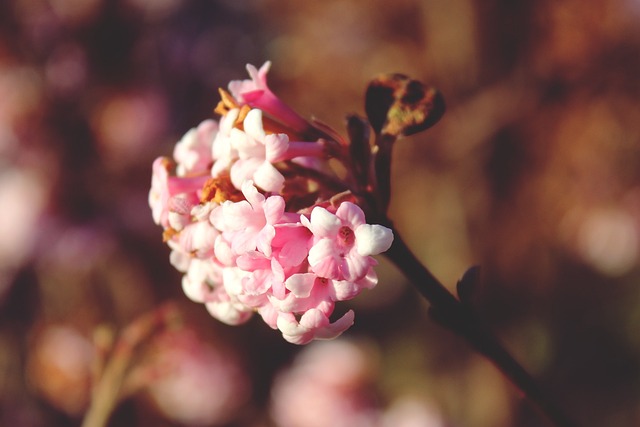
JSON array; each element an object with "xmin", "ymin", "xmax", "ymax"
[{"xmin": 149, "ymin": 62, "xmax": 393, "ymax": 344}]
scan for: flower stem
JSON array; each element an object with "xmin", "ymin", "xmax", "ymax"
[
  {"xmin": 380, "ymin": 216, "xmax": 577, "ymax": 427},
  {"xmin": 372, "ymin": 133, "xmax": 396, "ymax": 212}
]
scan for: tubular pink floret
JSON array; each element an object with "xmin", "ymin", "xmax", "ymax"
[
  {"xmin": 166, "ymin": 175, "xmax": 210, "ymax": 196},
  {"xmin": 280, "ymin": 141, "xmax": 325, "ymax": 161},
  {"xmin": 228, "ymin": 62, "xmax": 311, "ymax": 134}
]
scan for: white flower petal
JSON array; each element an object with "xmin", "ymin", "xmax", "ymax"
[
  {"xmin": 243, "ymin": 109, "xmax": 266, "ymax": 140},
  {"xmin": 309, "ymin": 207, "xmax": 341, "ymax": 237},
  {"xmin": 355, "ymin": 224, "xmax": 394, "ymax": 256},
  {"xmin": 253, "ymin": 161, "xmax": 284, "ymax": 193}
]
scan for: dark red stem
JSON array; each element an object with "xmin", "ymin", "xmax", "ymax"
[{"xmin": 380, "ymin": 215, "xmax": 577, "ymax": 427}]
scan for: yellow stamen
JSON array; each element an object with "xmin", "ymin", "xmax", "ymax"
[
  {"xmin": 200, "ymin": 175, "xmax": 243, "ymax": 204},
  {"xmin": 214, "ymin": 88, "xmax": 239, "ymax": 116},
  {"xmin": 214, "ymin": 88, "xmax": 309, "ymax": 139},
  {"xmin": 237, "ymin": 105, "xmax": 251, "ymax": 125},
  {"xmin": 214, "ymin": 88, "xmax": 252, "ymax": 131},
  {"xmin": 162, "ymin": 228, "xmax": 178, "ymax": 242}
]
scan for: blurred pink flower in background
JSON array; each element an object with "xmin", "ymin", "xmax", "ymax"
[
  {"xmin": 270, "ymin": 339, "xmax": 380, "ymax": 427},
  {"xmin": 560, "ymin": 204, "xmax": 640, "ymax": 276},
  {"xmin": 47, "ymin": 0, "xmax": 103, "ymax": 27},
  {"xmin": 124, "ymin": 0, "xmax": 184, "ymax": 20},
  {"xmin": 0, "ymin": 61, "xmax": 44, "ymax": 155},
  {"xmin": 270, "ymin": 338, "xmax": 448, "ymax": 427},
  {"xmin": 26, "ymin": 325, "xmax": 94, "ymax": 417},
  {"xmin": 143, "ymin": 328, "xmax": 251, "ymax": 426},
  {"xmin": 0, "ymin": 168, "xmax": 49, "ymax": 299},
  {"xmin": 93, "ymin": 91, "xmax": 169, "ymax": 171},
  {"xmin": 44, "ymin": 43, "xmax": 88, "ymax": 97},
  {"xmin": 380, "ymin": 397, "xmax": 446, "ymax": 427}
]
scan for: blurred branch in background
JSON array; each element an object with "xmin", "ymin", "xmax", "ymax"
[{"xmin": 81, "ymin": 303, "xmax": 180, "ymax": 427}]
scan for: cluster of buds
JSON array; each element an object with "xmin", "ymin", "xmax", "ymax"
[{"xmin": 149, "ymin": 62, "xmax": 443, "ymax": 344}]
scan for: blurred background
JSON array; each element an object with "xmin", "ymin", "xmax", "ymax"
[{"xmin": 2, "ymin": 0, "xmax": 640, "ymax": 426}]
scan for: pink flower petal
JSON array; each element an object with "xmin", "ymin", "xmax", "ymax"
[
  {"xmin": 236, "ymin": 251, "xmax": 271, "ymax": 271},
  {"xmin": 239, "ymin": 90, "xmax": 266, "ymax": 103},
  {"xmin": 272, "ymin": 224, "xmax": 311, "ymax": 268},
  {"xmin": 241, "ymin": 180, "xmax": 264, "ymax": 206},
  {"xmin": 312, "ymin": 309, "xmax": 355, "ymax": 340},
  {"xmin": 256, "ymin": 224, "xmax": 276, "ymax": 257},
  {"xmin": 298, "ymin": 308, "xmax": 330, "ymax": 330},
  {"xmin": 257, "ymin": 303, "xmax": 279, "ymax": 329},
  {"xmin": 285, "ymin": 273, "xmax": 316, "ymax": 298},
  {"xmin": 342, "ymin": 252, "xmax": 372, "ymax": 282},
  {"xmin": 263, "ymin": 196, "xmax": 285, "ymax": 224},
  {"xmin": 308, "ymin": 239, "xmax": 341, "ymax": 279},
  {"xmin": 173, "ymin": 119, "xmax": 217, "ymax": 176},
  {"xmin": 335, "ymin": 202, "xmax": 365, "ymax": 229},
  {"xmin": 205, "ymin": 296, "xmax": 253, "ymax": 326},
  {"xmin": 330, "ymin": 280, "xmax": 360, "ymax": 301},
  {"xmin": 277, "ymin": 309, "xmax": 355, "ymax": 344},
  {"xmin": 230, "ymin": 158, "xmax": 263, "ymax": 192},
  {"xmin": 264, "ymin": 133, "xmax": 289, "ymax": 162},
  {"xmin": 221, "ymin": 200, "xmax": 254, "ymax": 230}
]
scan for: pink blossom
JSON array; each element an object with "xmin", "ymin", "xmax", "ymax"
[
  {"xmin": 150, "ymin": 61, "xmax": 396, "ymax": 345},
  {"xmin": 168, "ymin": 243, "xmax": 191, "ymax": 273},
  {"xmin": 149, "ymin": 157, "xmax": 172, "ymax": 227},
  {"xmin": 269, "ymin": 273, "xmax": 336, "ymax": 314},
  {"xmin": 303, "ymin": 202, "xmax": 393, "ymax": 281},
  {"xmin": 271, "ymin": 222, "xmax": 312, "ymax": 270},
  {"xmin": 216, "ymin": 180, "xmax": 285, "ymax": 257},
  {"xmin": 270, "ymin": 339, "xmax": 380, "ymax": 427},
  {"xmin": 222, "ymin": 252, "xmax": 286, "ymax": 307},
  {"xmin": 145, "ymin": 328, "xmax": 251, "ymax": 426},
  {"xmin": 211, "ymin": 107, "xmax": 325, "ymax": 193},
  {"xmin": 173, "ymin": 216, "xmax": 217, "ymax": 258},
  {"xmin": 212, "ymin": 232, "xmax": 236, "ymax": 267},
  {"xmin": 228, "ymin": 62, "xmax": 310, "ymax": 133},
  {"xmin": 268, "ymin": 269, "xmax": 377, "ymax": 329},
  {"xmin": 173, "ymin": 119, "xmax": 217, "ymax": 176},
  {"xmin": 219, "ymin": 266, "xmax": 279, "ymax": 316},
  {"xmin": 228, "ymin": 61, "xmax": 271, "ymax": 104},
  {"xmin": 166, "ymin": 195, "xmax": 196, "ymax": 231},
  {"xmin": 180, "ymin": 259, "xmax": 221, "ymax": 303},
  {"xmin": 149, "ymin": 157, "xmax": 209, "ymax": 228},
  {"xmin": 211, "ymin": 108, "xmax": 240, "ymax": 178},
  {"xmin": 257, "ymin": 303, "xmax": 280, "ymax": 329},
  {"xmin": 229, "ymin": 109, "xmax": 289, "ymax": 192},
  {"xmin": 238, "ymin": 251, "xmax": 285, "ymax": 289},
  {"xmin": 226, "ymin": 221, "xmax": 310, "ymax": 305},
  {"xmin": 204, "ymin": 285, "xmax": 254, "ymax": 325}
]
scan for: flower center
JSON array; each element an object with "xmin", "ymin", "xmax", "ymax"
[
  {"xmin": 338, "ymin": 226, "xmax": 355, "ymax": 249},
  {"xmin": 200, "ymin": 175, "xmax": 243, "ymax": 203},
  {"xmin": 214, "ymin": 89, "xmax": 250, "ymax": 126}
]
